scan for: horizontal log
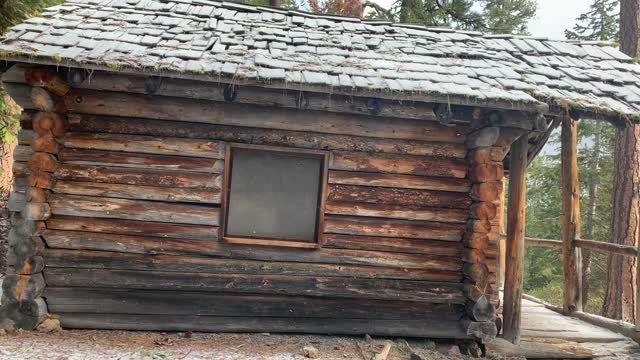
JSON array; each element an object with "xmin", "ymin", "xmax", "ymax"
[
  {"xmin": 63, "ymin": 113, "xmax": 467, "ymax": 158},
  {"xmin": 44, "ymin": 268, "xmax": 465, "ymax": 303},
  {"xmin": 57, "ymin": 313, "xmax": 469, "ymax": 338},
  {"xmin": 18, "ymin": 129, "xmax": 36, "ymax": 145},
  {"xmin": 524, "ymin": 237, "xmax": 563, "ymax": 248},
  {"xmin": 2, "ymin": 82, "xmax": 32, "ymax": 109},
  {"xmin": 48, "ymin": 194, "xmax": 220, "ymax": 225},
  {"xmin": 52, "ymin": 180, "xmax": 220, "ymax": 204},
  {"xmin": 44, "ymin": 249, "xmax": 460, "ymax": 282},
  {"xmin": 62, "ymin": 133, "xmax": 225, "ymax": 159},
  {"xmin": 55, "ymin": 165, "xmax": 221, "ymax": 189},
  {"xmin": 5, "ymin": 65, "xmax": 448, "ymax": 122},
  {"xmin": 324, "ymin": 215, "xmax": 465, "ymax": 241},
  {"xmin": 328, "ymin": 171, "xmax": 470, "ymax": 192},
  {"xmin": 328, "ymin": 185, "xmax": 472, "ymax": 209},
  {"xmin": 63, "ymin": 88, "xmax": 467, "ymax": 143},
  {"xmin": 59, "ymin": 149, "xmax": 224, "ymax": 173},
  {"xmin": 331, "ymin": 151, "xmax": 467, "ymax": 178},
  {"xmin": 325, "ymin": 202, "xmax": 469, "ymax": 223},
  {"xmin": 13, "ymin": 161, "xmax": 29, "ymax": 178},
  {"xmin": 574, "ymin": 238, "xmax": 638, "ymax": 257},
  {"xmin": 45, "ymin": 287, "xmax": 462, "ymax": 320},
  {"xmin": 324, "ymin": 234, "xmax": 463, "ymax": 256},
  {"xmin": 46, "ymin": 215, "xmax": 218, "ymax": 240},
  {"xmin": 42, "ymin": 230, "xmax": 461, "ymax": 271}
]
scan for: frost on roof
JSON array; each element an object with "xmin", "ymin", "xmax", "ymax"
[{"xmin": 1, "ymin": 0, "xmax": 640, "ymax": 120}]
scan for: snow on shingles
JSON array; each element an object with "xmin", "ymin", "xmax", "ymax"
[{"xmin": 2, "ymin": 0, "xmax": 640, "ymax": 119}]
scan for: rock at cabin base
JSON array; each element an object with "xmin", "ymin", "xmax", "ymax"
[
  {"xmin": 303, "ymin": 345, "xmax": 320, "ymax": 359},
  {"xmin": 36, "ymin": 318, "xmax": 61, "ymax": 333}
]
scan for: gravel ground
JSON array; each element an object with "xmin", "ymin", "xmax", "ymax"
[{"xmin": 0, "ymin": 329, "xmax": 516, "ymax": 360}]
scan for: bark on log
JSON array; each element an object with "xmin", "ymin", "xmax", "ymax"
[
  {"xmin": 324, "ymin": 215, "xmax": 465, "ymax": 241},
  {"xmin": 55, "ymin": 165, "xmax": 222, "ymax": 189},
  {"xmin": 43, "ymin": 248, "xmax": 460, "ymax": 282},
  {"xmin": 46, "ymin": 215, "xmax": 218, "ymax": 241},
  {"xmin": 561, "ymin": 115, "xmax": 582, "ymax": 314},
  {"xmin": 45, "ymin": 287, "xmax": 463, "ymax": 320},
  {"xmin": 63, "ymin": 89, "xmax": 467, "ymax": 143},
  {"xmin": 62, "ymin": 113, "xmax": 468, "ymax": 158},
  {"xmin": 325, "ymin": 202, "xmax": 468, "ymax": 223},
  {"xmin": 62, "ymin": 133, "xmax": 226, "ymax": 159},
  {"xmin": 59, "ymin": 149, "xmax": 224, "ymax": 173},
  {"xmin": 43, "ymin": 268, "xmax": 465, "ymax": 303},
  {"xmin": 328, "ymin": 171, "xmax": 470, "ymax": 192},
  {"xmin": 327, "ymin": 185, "xmax": 472, "ymax": 209},
  {"xmin": 48, "ymin": 194, "xmax": 220, "ymax": 225},
  {"xmin": 331, "ymin": 151, "xmax": 467, "ymax": 178}
]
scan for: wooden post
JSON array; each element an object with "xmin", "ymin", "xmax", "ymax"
[
  {"xmin": 636, "ymin": 246, "xmax": 640, "ymax": 331},
  {"xmin": 502, "ymin": 134, "xmax": 528, "ymax": 344},
  {"xmin": 561, "ymin": 115, "xmax": 582, "ymax": 315},
  {"xmin": 498, "ymin": 176, "xmax": 506, "ymax": 289}
]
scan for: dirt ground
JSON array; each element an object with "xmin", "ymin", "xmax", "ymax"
[{"xmin": 0, "ymin": 329, "xmax": 521, "ymax": 360}]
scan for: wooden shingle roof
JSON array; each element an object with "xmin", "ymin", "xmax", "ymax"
[{"xmin": 1, "ymin": 0, "xmax": 640, "ymax": 121}]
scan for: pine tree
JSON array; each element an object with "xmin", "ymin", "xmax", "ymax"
[
  {"xmin": 400, "ymin": 0, "xmax": 429, "ymax": 24},
  {"xmin": 481, "ymin": 0, "xmax": 537, "ymax": 34},
  {"xmin": 0, "ymin": 0, "xmax": 65, "ymax": 34},
  {"xmin": 564, "ymin": 0, "xmax": 619, "ymax": 41}
]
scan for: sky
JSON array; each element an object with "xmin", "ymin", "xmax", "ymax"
[{"xmin": 371, "ymin": 0, "xmax": 596, "ymax": 40}]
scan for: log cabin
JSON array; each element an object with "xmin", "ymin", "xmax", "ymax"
[{"xmin": 1, "ymin": 0, "xmax": 640, "ymax": 345}]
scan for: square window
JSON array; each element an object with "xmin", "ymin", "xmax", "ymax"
[{"xmin": 221, "ymin": 144, "xmax": 328, "ymax": 248}]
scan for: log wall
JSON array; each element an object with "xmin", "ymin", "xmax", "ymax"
[{"xmin": 2, "ymin": 65, "xmax": 508, "ymax": 341}]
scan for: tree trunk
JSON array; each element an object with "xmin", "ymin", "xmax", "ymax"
[
  {"xmin": 582, "ymin": 123, "xmax": 602, "ymax": 310},
  {"xmin": 602, "ymin": 0, "xmax": 640, "ymax": 322}
]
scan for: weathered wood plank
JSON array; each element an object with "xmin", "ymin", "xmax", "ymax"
[
  {"xmin": 331, "ymin": 151, "xmax": 467, "ymax": 178},
  {"xmin": 62, "ymin": 133, "xmax": 226, "ymax": 159},
  {"xmin": 45, "ymin": 288, "xmax": 463, "ymax": 320},
  {"xmin": 63, "ymin": 113, "xmax": 467, "ymax": 158},
  {"xmin": 63, "ymin": 89, "xmax": 467, "ymax": 143},
  {"xmin": 44, "ymin": 268, "xmax": 465, "ymax": 303},
  {"xmin": 52, "ymin": 180, "xmax": 220, "ymax": 204},
  {"xmin": 325, "ymin": 202, "xmax": 469, "ymax": 223},
  {"xmin": 44, "ymin": 249, "xmax": 461, "ymax": 281},
  {"xmin": 56, "ymin": 313, "xmax": 469, "ymax": 338},
  {"xmin": 46, "ymin": 216, "xmax": 218, "ymax": 240},
  {"xmin": 55, "ymin": 165, "xmax": 221, "ymax": 189},
  {"xmin": 503, "ymin": 134, "xmax": 529, "ymax": 344},
  {"xmin": 13, "ymin": 145, "xmax": 34, "ymax": 162},
  {"xmin": 328, "ymin": 171, "xmax": 470, "ymax": 192},
  {"xmin": 324, "ymin": 215, "xmax": 466, "ymax": 241},
  {"xmin": 42, "ymin": 230, "xmax": 461, "ymax": 271},
  {"xmin": 324, "ymin": 234, "xmax": 463, "ymax": 256},
  {"xmin": 48, "ymin": 194, "xmax": 220, "ymax": 225},
  {"xmin": 327, "ymin": 185, "xmax": 472, "ymax": 209},
  {"xmin": 59, "ymin": 149, "xmax": 224, "ymax": 173}
]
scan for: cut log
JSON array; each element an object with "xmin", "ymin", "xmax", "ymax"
[
  {"xmin": 31, "ymin": 87, "xmax": 65, "ymax": 112},
  {"xmin": 28, "ymin": 171, "xmax": 55, "ymax": 189},
  {"xmin": 328, "ymin": 171, "xmax": 470, "ymax": 192},
  {"xmin": 31, "ymin": 133, "xmax": 61, "ymax": 154},
  {"xmin": 28, "ymin": 152, "xmax": 58, "ymax": 172},
  {"xmin": 13, "ymin": 161, "xmax": 29, "ymax": 178},
  {"xmin": 54, "ymin": 165, "xmax": 221, "ymax": 189},
  {"xmin": 466, "ymin": 296, "xmax": 496, "ymax": 322},
  {"xmin": 324, "ymin": 215, "xmax": 466, "ymax": 241},
  {"xmin": 331, "ymin": 151, "xmax": 467, "ymax": 178},
  {"xmin": 45, "ymin": 287, "xmax": 463, "ymax": 320},
  {"xmin": 470, "ymin": 182, "xmax": 502, "ymax": 202},
  {"xmin": 24, "ymin": 68, "xmax": 71, "ymax": 96},
  {"xmin": 463, "ymin": 319, "xmax": 498, "ymax": 344},
  {"xmin": 58, "ymin": 149, "xmax": 224, "ymax": 173},
  {"xmin": 43, "ymin": 268, "xmax": 465, "ymax": 303},
  {"xmin": 62, "ymin": 133, "xmax": 226, "ymax": 159},
  {"xmin": 470, "ymin": 202, "xmax": 498, "ymax": 220},
  {"xmin": 7, "ymin": 192, "xmax": 26, "ymax": 212},
  {"xmin": 328, "ymin": 185, "xmax": 472, "ymax": 209},
  {"xmin": 325, "ymin": 202, "xmax": 469, "ymax": 223},
  {"xmin": 52, "ymin": 180, "xmax": 220, "ymax": 204},
  {"xmin": 468, "ymin": 147, "xmax": 507, "ymax": 164},
  {"xmin": 324, "ymin": 234, "xmax": 463, "ymax": 256},
  {"xmin": 11, "ymin": 255, "xmax": 45, "ymax": 275},
  {"xmin": 64, "ymin": 114, "xmax": 468, "ymax": 158},
  {"xmin": 468, "ymin": 163, "xmax": 504, "ymax": 183},
  {"xmin": 466, "ymin": 127, "xmax": 500, "ymax": 149},
  {"xmin": 13, "ymin": 145, "xmax": 34, "ymax": 162},
  {"xmin": 46, "ymin": 215, "xmax": 218, "ymax": 240},
  {"xmin": 48, "ymin": 194, "xmax": 220, "ymax": 225},
  {"xmin": 0, "ymin": 297, "xmax": 48, "ymax": 330},
  {"xmin": 32, "ymin": 112, "xmax": 67, "ymax": 136},
  {"xmin": 43, "ymin": 248, "xmax": 460, "ymax": 282},
  {"xmin": 1, "ymin": 273, "xmax": 45, "ymax": 302},
  {"xmin": 22, "ymin": 202, "xmax": 51, "ymax": 220},
  {"xmin": 63, "ymin": 89, "xmax": 467, "ymax": 143}
]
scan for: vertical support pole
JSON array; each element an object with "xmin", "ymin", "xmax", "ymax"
[
  {"xmin": 636, "ymin": 247, "xmax": 640, "ymax": 330},
  {"xmin": 498, "ymin": 176, "xmax": 506, "ymax": 289},
  {"xmin": 561, "ymin": 115, "xmax": 582, "ymax": 315},
  {"xmin": 502, "ymin": 135, "xmax": 528, "ymax": 344}
]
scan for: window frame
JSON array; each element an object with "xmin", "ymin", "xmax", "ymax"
[{"xmin": 220, "ymin": 143, "xmax": 329, "ymax": 249}]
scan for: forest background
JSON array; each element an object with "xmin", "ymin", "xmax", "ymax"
[{"xmin": 0, "ymin": 0, "xmax": 625, "ymax": 316}]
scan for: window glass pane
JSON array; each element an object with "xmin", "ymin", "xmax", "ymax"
[{"xmin": 226, "ymin": 149, "xmax": 322, "ymax": 242}]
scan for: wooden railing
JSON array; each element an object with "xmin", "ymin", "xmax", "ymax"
[{"xmin": 510, "ymin": 235, "xmax": 640, "ymax": 340}]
